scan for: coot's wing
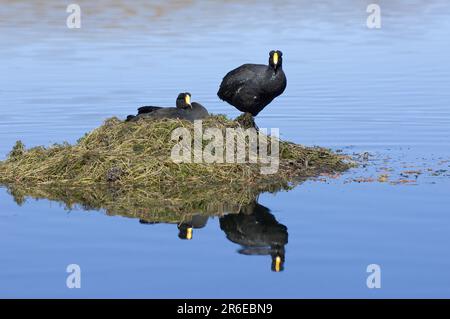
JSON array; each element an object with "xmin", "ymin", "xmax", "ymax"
[
  {"xmin": 137, "ymin": 106, "xmax": 163, "ymax": 115},
  {"xmin": 217, "ymin": 64, "xmax": 266, "ymax": 101},
  {"xmin": 149, "ymin": 103, "xmax": 209, "ymax": 122},
  {"xmin": 133, "ymin": 104, "xmax": 209, "ymax": 122},
  {"xmin": 128, "ymin": 108, "xmax": 182, "ymax": 121},
  {"xmin": 142, "ymin": 107, "xmax": 185, "ymax": 119},
  {"xmin": 218, "ymin": 64, "xmax": 269, "ymax": 112}
]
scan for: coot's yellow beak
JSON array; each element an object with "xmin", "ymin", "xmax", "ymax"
[
  {"xmin": 186, "ymin": 227, "xmax": 193, "ymax": 240},
  {"xmin": 275, "ymin": 256, "xmax": 281, "ymax": 272},
  {"xmin": 185, "ymin": 95, "xmax": 192, "ymax": 108},
  {"xmin": 273, "ymin": 52, "xmax": 279, "ymax": 66}
]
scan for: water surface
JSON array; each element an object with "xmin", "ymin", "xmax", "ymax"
[{"xmin": 1, "ymin": 0, "xmax": 450, "ymax": 298}]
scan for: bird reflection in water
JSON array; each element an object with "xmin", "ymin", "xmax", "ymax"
[
  {"xmin": 177, "ymin": 215, "xmax": 209, "ymax": 240},
  {"xmin": 140, "ymin": 215, "xmax": 209, "ymax": 240},
  {"xmin": 219, "ymin": 201, "xmax": 288, "ymax": 272},
  {"xmin": 138, "ymin": 201, "xmax": 287, "ymax": 272}
]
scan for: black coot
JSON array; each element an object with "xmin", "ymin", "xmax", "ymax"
[
  {"xmin": 217, "ymin": 50, "xmax": 287, "ymax": 116},
  {"xmin": 126, "ymin": 93, "xmax": 209, "ymax": 122}
]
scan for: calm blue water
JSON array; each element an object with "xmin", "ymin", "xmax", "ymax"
[{"xmin": 1, "ymin": 0, "xmax": 450, "ymax": 298}]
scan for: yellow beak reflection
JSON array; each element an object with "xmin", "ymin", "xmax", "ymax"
[
  {"xmin": 186, "ymin": 227, "xmax": 193, "ymax": 240},
  {"xmin": 273, "ymin": 52, "xmax": 279, "ymax": 65},
  {"xmin": 185, "ymin": 94, "xmax": 191, "ymax": 108},
  {"xmin": 275, "ymin": 256, "xmax": 281, "ymax": 272}
]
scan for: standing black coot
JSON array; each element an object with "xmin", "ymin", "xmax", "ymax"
[
  {"xmin": 217, "ymin": 50, "xmax": 287, "ymax": 116},
  {"xmin": 126, "ymin": 92, "xmax": 209, "ymax": 122}
]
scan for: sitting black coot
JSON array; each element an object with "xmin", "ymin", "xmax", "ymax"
[{"xmin": 126, "ymin": 92, "xmax": 209, "ymax": 122}]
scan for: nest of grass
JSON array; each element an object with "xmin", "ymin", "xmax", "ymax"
[{"xmin": 0, "ymin": 115, "xmax": 352, "ymax": 214}]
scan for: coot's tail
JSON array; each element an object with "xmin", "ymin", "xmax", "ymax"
[{"xmin": 125, "ymin": 115, "xmax": 136, "ymax": 122}]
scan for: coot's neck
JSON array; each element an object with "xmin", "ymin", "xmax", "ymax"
[
  {"xmin": 176, "ymin": 99, "xmax": 185, "ymax": 108},
  {"xmin": 268, "ymin": 64, "xmax": 283, "ymax": 75},
  {"xmin": 270, "ymin": 65, "xmax": 283, "ymax": 74}
]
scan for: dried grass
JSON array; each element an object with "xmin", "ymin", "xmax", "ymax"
[{"xmin": 0, "ymin": 115, "xmax": 353, "ymax": 213}]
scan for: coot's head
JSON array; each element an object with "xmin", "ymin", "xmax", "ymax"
[
  {"xmin": 269, "ymin": 50, "xmax": 283, "ymax": 71},
  {"xmin": 176, "ymin": 92, "xmax": 192, "ymax": 109},
  {"xmin": 271, "ymin": 254, "xmax": 285, "ymax": 272},
  {"xmin": 271, "ymin": 246, "xmax": 285, "ymax": 272},
  {"xmin": 178, "ymin": 224, "xmax": 193, "ymax": 240}
]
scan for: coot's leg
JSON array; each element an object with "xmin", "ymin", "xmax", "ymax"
[{"xmin": 235, "ymin": 112, "xmax": 258, "ymax": 130}]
